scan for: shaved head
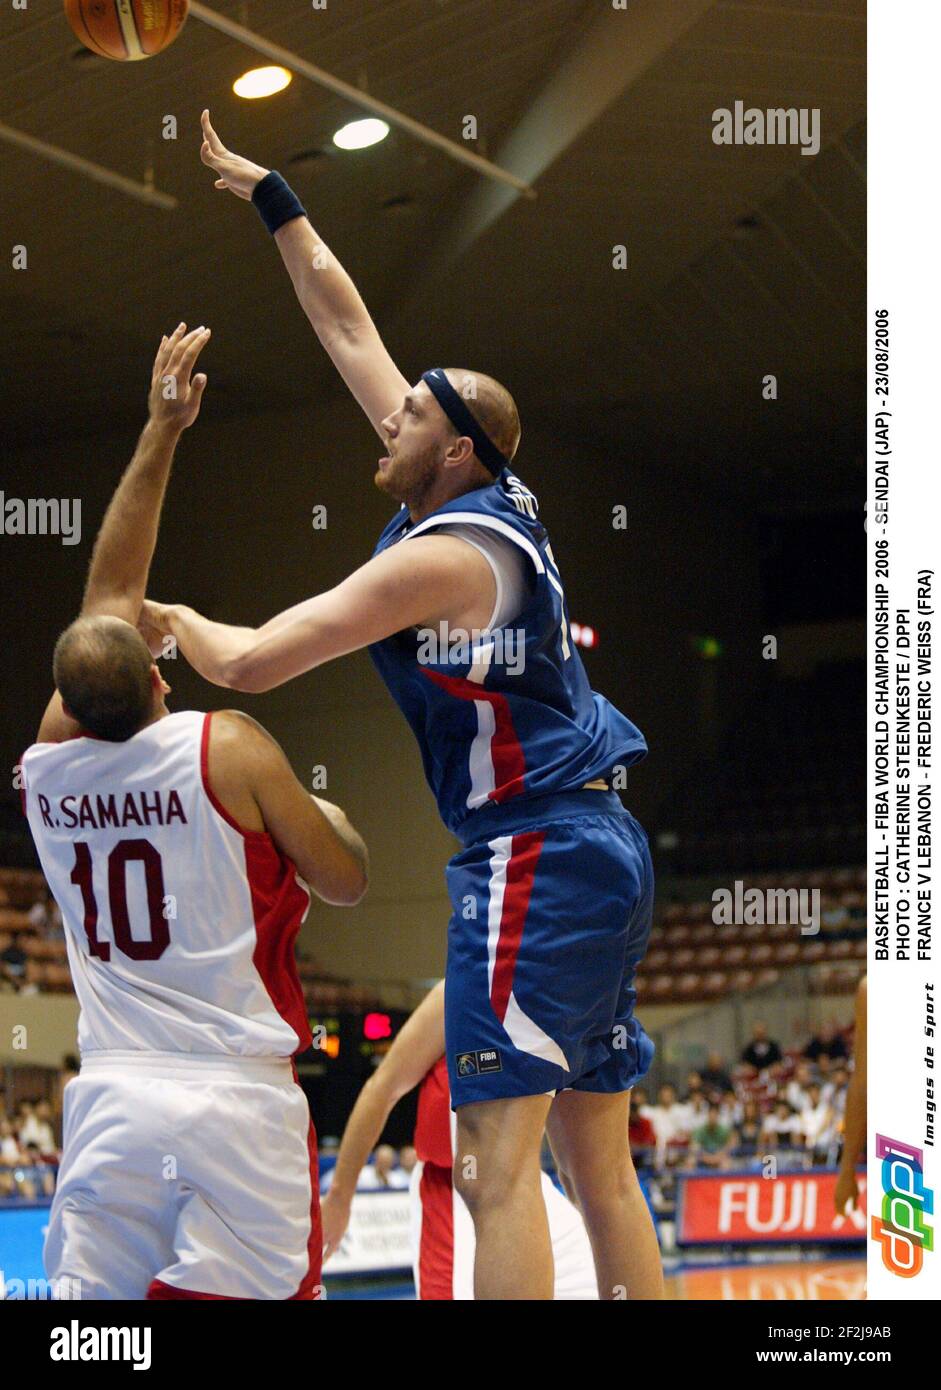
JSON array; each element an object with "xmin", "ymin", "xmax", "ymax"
[
  {"xmin": 53, "ymin": 616, "xmax": 157, "ymax": 741},
  {"xmin": 443, "ymin": 368, "xmax": 521, "ymax": 471}
]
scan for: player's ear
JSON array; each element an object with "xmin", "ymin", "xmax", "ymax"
[{"xmin": 150, "ymin": 664, "xmax": 171, "ymax": 697}]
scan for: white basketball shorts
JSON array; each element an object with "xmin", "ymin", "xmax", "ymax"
[{"xmin": 45, "ymin": 1052, "xmax": 321, "ymax": 1300}]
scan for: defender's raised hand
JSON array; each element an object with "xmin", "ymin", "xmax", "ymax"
[
  {"xmin": 149, "ymin": 323, "xmax": 211, "ymax": 432},
  {"xmin": 200, "ymin": 109, "xmax": 270, "ymax": 200}
]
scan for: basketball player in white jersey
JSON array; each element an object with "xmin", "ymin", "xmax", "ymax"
[
  {"xmin": 320, "ymin": 983, "xmax": 597, "ymax": 1300},
  {"xmin": 21, "ymin": 324, "xmax": 368, "ymax": 1300}
]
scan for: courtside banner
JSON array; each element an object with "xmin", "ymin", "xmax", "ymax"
[
  {"xmin": 324, "ymin": 1189, "xmax": 412, "ymax": 1276},
  {"xmin": 677, "ymin": 1171, "xmax": 867, "ymax": 1246},
  {"xmin": 868, "ymin": 1, "xmax": 940, "ymax": 1299}
]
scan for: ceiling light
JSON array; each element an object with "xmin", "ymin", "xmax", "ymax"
[
  {"xmin": 233, "ymin": 66, "xmax": 292, "ymax": 100},
  {"xmin": 333, "ymin": 118, "xmax": 390, "ymax": 151}
]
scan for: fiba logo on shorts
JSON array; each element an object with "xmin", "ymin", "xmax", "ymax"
[
  {"xmin": 455, "ymin": 1049, "xmax": 503, "ymax": 1076},
  {"xmin": 870, "ymin": 1134, "xmax": 935, "ymax": 1277}
]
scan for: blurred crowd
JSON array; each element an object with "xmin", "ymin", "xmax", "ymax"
[
  {"xmin": 630, "ymin": 1018, "xmax": 854, "ymax": 1178},
  {"xmin": 319, "ymin": 1142, "xmax": 417, "ymax": 1193},
  {"xmin": 0, "ymin": 1098, "xmax": 59, "ymax": 1199}
]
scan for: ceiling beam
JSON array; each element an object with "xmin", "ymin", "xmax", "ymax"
[
  {"xmin": 0, "ymin": 121, "xmax": 176, "ymax": 210},
  {"xmin": 419, "ymin": 0, "xmax": 718, "ymax": 277}
]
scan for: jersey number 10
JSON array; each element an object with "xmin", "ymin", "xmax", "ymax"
[{"xmin": 70, "ymin": 839, "xmax": 171, "ymax": 963}]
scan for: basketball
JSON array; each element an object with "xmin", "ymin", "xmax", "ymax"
[{"xmin": 64, "ymin": 0, "xmax": 188, "ymax": 62}]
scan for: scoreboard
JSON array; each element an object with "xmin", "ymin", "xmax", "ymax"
[{"xmin": 295, "ymin": 1008, "xmax": 417, "ymax": 1145}]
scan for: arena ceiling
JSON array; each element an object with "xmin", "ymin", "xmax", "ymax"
[{"xmin": 0, "ymin": 0, "xmax": 865, "ymax": 506}]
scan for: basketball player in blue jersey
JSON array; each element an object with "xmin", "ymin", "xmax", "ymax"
[{"xmin": 140, "ymin": 112, "xmax": 663, "ymax": 1300}]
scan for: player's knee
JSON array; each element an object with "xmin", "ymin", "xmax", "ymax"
[
  {"xmin": 570, "ymin": 1161, "xmax": 636, "ymax": 1222},
  {"xmin": 453, "ymin": 1155, "xmax": 524, "ymax": 1215}
]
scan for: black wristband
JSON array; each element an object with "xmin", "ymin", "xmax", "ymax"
[{"xmin": 252, "ymin": 171, "xmax": 306, "ymax": 235}]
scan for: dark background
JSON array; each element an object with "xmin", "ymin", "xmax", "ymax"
[{"xmin": 0, "ymin": 0, "xmax": 865, "ymax": 990}]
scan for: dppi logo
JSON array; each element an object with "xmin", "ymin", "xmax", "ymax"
[{"xmin": 871, "ymin": 1134, "xmax": 934, "ymax": 1277}]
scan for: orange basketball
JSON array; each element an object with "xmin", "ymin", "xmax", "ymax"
[{"xmin": 64, "ymin": 0, "xmax": 188, "ymax": 62}]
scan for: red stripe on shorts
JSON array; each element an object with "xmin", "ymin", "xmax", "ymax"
[{"xmin": 490, "ymin": 830, "xmax": 545, "ymax": 1024}]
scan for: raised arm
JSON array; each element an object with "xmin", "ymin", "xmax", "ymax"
[
  {"xmin": 199, "ymin": 110, "xmax": 409, "ymax": 437},
  {"xmin": 37, "ymin": 325, "xmax": 210, "ymax": 742},
  {"xmin": 321, "ymin": 982, "xmax": 445, "ymax": 1260}
]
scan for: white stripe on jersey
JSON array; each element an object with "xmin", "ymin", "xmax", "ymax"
[{"xmin": 21, "ymin": 711, "xmax": 309, "ymax": 1058}]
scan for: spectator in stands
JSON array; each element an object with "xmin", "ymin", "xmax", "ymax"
[
  {"xmin": 740, "ymin": 1021, "xmax": 782, "ymax": 1072},
  {"xmin": 687, "ymin": 1105, "xmax": 737, "ymax": 1170},
  {"xmin": 28, "ymin": 889, "xmax": 49, "ymax": 931},
  {"xmin": 684, "ymin": 1070, "xmax": 705, "ymax": 1103},
  {"xmin": 1, "ymin": 943, "xmax": 36, "ymax": 995},
  {"xmin": 0, "ymin": 1117, "xmax": 21, "ymax": 1167},
  {"xmin": 21, "ymin": 1141, "xmax": 56, "ymax": 1198},
  {"xmin": 0, "ymin": 1120, "xmax": 19, "ymax": 1197},
  {"xmin": 700, "ymin": 1051, "xmax": 733, "ymax": 1097},
  {"xmin": 399, "ymin": 1145, "xmax": 417, "ymax": 1176},
  {"xmin": 717, "ymin": 1087, "xmax": 742, "ymax": 1129},
  {"xmin": 21, "ymin": 1099, "xmax": 58, "ymax": 1158},
  {"xmin": 734, "ymin": 1100, "xmax": 764, "ymax": 1160},
  {"xmin": 828, "ymin": 1066, "xmax": 850, "ymax": 1120},
  {"xmin": 358, "ymin": 1144, "xmax": 410, "ymax": 1190},
  {"xmin": 799, "ymin": 1084, "xmax": 836, "ymax": 1165},
  {"xmin": 28, "ymin": 888, "xmax": 65, "ymax": 942},
  {"xmin": 685, "ymin": 1091, "xmax": 710, "ymax": 1132},
  {"xmin": 815, "ymin": 1052, "xmax": 835, "ymax": 1094},
  {"xmin": 784, "ymin": 1060, "xmax": 816, "ymax": 1112},
  {"xmin": 628, "ymin": 1093, "xmax": 657, "ymax": 1164},
  {"xmin": 804, "ymin": 1022, "xmax": 848, "ymax": 1064},
  {"xmin": 642, "ymin": 1084, "xmax": 691, "ymax": 1166},
  {"xmin": 760, "ymin": 1099, "xmax": 802, "ymax": 1157}
]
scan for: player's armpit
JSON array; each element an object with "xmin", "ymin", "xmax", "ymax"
[{"xmin": 207, "ymin": 710, "xmax": 368, "ymax": 905}]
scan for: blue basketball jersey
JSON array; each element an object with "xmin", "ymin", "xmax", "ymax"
[{"xmin": 368, "ymin": 470, "xmax": 647, "ymax": 839}]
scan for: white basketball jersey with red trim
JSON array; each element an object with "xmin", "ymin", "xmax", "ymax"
[{"xmin": 21, "ymin": 711, "xmax": 312, "ymax": 1058}]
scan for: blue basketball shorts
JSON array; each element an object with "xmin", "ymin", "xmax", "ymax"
[{"xmin": 444, "ymin": 790, "xmax": 655, "ymax": 1107}]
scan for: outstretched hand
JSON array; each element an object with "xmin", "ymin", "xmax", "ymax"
[
  {"xmin": 200, "ymin": 109, "xmax": 270, "ymax": 200},
  {"xmin": 148, "ymin": 323, "xmax": 211, "ymax": 431}
]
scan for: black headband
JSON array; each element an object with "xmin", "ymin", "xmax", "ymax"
[{"xmin": 421, "ymin": 369, "xmax": 507, "ymax": 478}]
